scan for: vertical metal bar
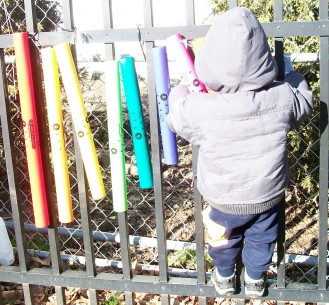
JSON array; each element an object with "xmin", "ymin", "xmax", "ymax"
[
  {"xmin": 102, "ymin": 0, "xmax": 115, "ymax": 61},
  {"xmin": 274, "ymin": 0, "xmax": 283, "ymax": 21},
  {"xmin": 61, "ymin": 0, "xmax": 98, "ymax": 284},
  {"xmin": 28, "ymin": 28, "xmax": 66, "ymax": 305},
  {"xmin": 274, "ymin": 38, "xmax": 284, "ymax": 82},
  {"xmin": 318, "ymin": 0, "xmax": 329, "ymax": 293},
  {"xmin": 0, "ymin": 284, "xmax": 3, "ymax": 305},
  {"xmin": 52, "ymin": 1, "xmax": 77, "ymax": 303},
  {"xmin": 63, "ymin": 0, "xmax": 98, "ymax": 304},
  {"xmin": 276, "ymin": 203, "xmax": 286, "ymax": 289},
  {"xmin": 6, "ymin": 2, "xmax": 36, "ymax": 304},
  {"xmin": 274, "ymin": 0, "xmax": 284, "ymax": 82},
  {"xmin": 185, "ymin": 0, "xmax": 206, "ymax": 287},
  {"xmin": 146, "ymin": 38, "xmax": 170, "ymax": 291},
  {"xmin": 160, "ymin": 294, "xmax": 169, "ymax": 305},
  {"xmin": 117, "ymin": 213, "xmax": 132, "ymax": 279},
  {"xmin": 0, "ymin": 46, "xmax": 29, "ymax": 271},
  {"xmin": 144, "ymin": 0, "xmax": 169, "ymax": 283},
  {"xmin": 146, "ymin": 39, "xmax": 169, "ymax": 279},
  {"xmin": 273, "ymin": 0, "xmax": 285, "ymax": 294},
  {"xmin": 118, "ymin": 212, "xmax": 133, "ymax": 305},
  {"xmin": 102, "ymin": 9, "xmax": 116, "ymax": 290},
  {"xmin": 79, "ymin": 174, "xmax": 97, "ymax": 277},
  {"xmin": 143, "ymin": 0, "xmax": 153, "ymax": 28},
  {"xmin": 185, "ymin": 0, "xmax": 195, "ymax": 25},
  {"xmin": 107, "ymin": 0, "xmax": 132, "ymax": 302},
  {"xmin": 229, "ymin": 0, "xmax": 238, "ymax": 9},
  {"xmin": 236, "ymin": 255, "xmax": 244, "ymax": 294},
  {"xmin": 62, "ymin": 0, "xmax": 75, "ymax": 31},
  {"xmin": 103, "ymin": 1, "xmax": 131, "ymax": 304},
  {"xmin": 24, "ymin": 0, "xmax": 37, "ymax": 33},
  {"xmin": 192, "ymin": 148, "xmax": 206, "ymax": 285},
  {"xmin": 26, "ymin": 0, "xmax": 67, "ymax": 302},
  {"xmin": 62, "ymin": 0, "xmax": 77, "ymax": 63},
  {"xmin": 144, "ymin": 3, "xmax": 170, "ymax": 304},
  {"xmin": 22, "ymin": 284, "xmax": 34, "ymax": 305},
  {"xmin": 198, "ymin": 297, "xmax": 207, "ymax": 305},
  {"xmin": 103, "ymin": 0, "xmax": 132, "ymax": 282},
  {"xmin": 54, "ymin": 287, "xmax": 66, "ymax": 305},
  {"xmin": 88, "ymin": 289, "xmax": 99, "ymax": 305}
]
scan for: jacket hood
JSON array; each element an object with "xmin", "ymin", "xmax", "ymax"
[{"xmin": 195, "ymin": 7, "xmax": 278, "ymax": 93}]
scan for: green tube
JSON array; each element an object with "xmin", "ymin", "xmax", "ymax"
[
  {"xmin": 106, "ymin": 60, "xmax": 128, "ymax": 212},
  {"xmin": 119, "ymin": 56, "xmax": 153, "ymax": 189}
]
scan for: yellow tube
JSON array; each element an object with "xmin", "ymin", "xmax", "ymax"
[
  {"xmin": 54, "ymin": 43, "xmax": 105, "ymax": 200},
  {"xmin": 41, "ymin": 47, "xmax": 73, "ymax": 223}
]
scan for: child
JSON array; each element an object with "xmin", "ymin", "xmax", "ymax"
[{"xmin": 166, "ymin": 7, "xmax": 313, "ymax": 298}]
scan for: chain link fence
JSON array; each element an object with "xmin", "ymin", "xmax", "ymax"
[{"xmin": 0, "ymin": 0, "xmax": 327, "ymax": 302}]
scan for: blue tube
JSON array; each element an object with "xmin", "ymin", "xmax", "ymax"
[
  {"xmin": 152, "ymin": 46, "xmax": 178, "ymax": 165},
  {"xmin": 119, "ymin": 56, "xmax": 153, "ymax": 189}
]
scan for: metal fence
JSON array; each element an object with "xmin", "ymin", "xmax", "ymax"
[{"xmin": 0, "ymin": 0, "xmax": 328, "ymax": 304}]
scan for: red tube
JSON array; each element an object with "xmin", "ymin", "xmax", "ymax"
[{"xmin": 13, "ymin": 32, "xmax": 50, "ymax": 228}]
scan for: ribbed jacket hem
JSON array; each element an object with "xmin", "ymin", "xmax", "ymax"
[{"xmin": 208, "ymin": 193, "xmax": 284, "ymax": 215}]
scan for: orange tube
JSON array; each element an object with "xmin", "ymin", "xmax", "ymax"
[
  {"xmin": 13, "ymin": 32, "xmax": 50, "ymax": 228},
  {"xmin": 41, "ymin": 47, "xmax": 73, "ymax": 223}
]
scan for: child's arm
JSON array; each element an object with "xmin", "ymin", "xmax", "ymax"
[
  {"xmin": 284, "ymin": 58, "xmax": 313, "ymax": 129},
  {"xmin": 166, "ymin": 85, "xmax": 199, "ymax": 145}
]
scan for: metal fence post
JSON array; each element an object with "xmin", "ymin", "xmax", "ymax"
[{"xmin": 318, "ymin": 0, "xmax": 329, "ymax": 296}]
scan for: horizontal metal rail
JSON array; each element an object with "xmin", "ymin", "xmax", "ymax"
[
  {"xmin": 6, "ymin": 222, "xmax": 327, "ymax": 267},
  {"xmin": 0, "ymin": 267, "xmax": 327, "ymax": 302},
  {"xmin": 0, "ymin": 21, "xmax": 328, "ymax": 48}
]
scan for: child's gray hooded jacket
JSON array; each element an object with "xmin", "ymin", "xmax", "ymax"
[{"xmin": 166, "ymin": 7, "xmax": 313, "ymax": 215}]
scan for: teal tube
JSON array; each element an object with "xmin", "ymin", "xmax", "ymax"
[{"xmin": 119, "ymin": 57, "xmax": 153, "ymax": 189}]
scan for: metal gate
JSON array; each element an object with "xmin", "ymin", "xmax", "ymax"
[{"xmin": 0, "ymin": 0, "xmax": 328, "ymax": 304}]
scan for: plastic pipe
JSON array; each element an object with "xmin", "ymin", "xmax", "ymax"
[
  {"xmin": 41, "ymin": 47, "xmax": 73, "ymax": 223},
  {"xmin": 105, "ymin": 60, "xmax": 128, "ymax": 212},
  {"xmin": 119, "ymin": 56, "xmax": 153, "ymax": 189},
  {"xmin": 13, "ymin": 32, "xmax": 50, "ymax": 228},
  {"xmin": 166, "ymin": 34, "xmax": 207, "ymax": 93},
  {"xmin": 152, "ymin": 46, "xmax": 178, "ymax": 165},
  {"xmin": 54, "ymin": 43, "xmax": 105, "ymax": 201}
]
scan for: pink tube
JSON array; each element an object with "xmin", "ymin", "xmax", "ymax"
[{"xmin": 166, "ymin": 34, "xmax": 207, "ymax": 93}]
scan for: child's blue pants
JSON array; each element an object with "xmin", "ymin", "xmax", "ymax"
[{"xmin": 208, "ymin": 200, "xmax": 282, "ymax": 280}]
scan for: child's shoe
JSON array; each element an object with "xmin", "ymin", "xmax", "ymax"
[
  {"xmin": 244, "ymin": 270, "xmax": 267, "ymax": 298},
  {"xmin": 211, "ymin": 268, "xmax": 236, "ymax": 296}
]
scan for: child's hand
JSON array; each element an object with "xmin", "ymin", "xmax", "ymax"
[
  {"xmin": 202, "ymin": 207, "xmax": 228, "ymax": 247},
  {"xmin": 284, "ymin": 57, "xmax": 295, "ymax": 76}
]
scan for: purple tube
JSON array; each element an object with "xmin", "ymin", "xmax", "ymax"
[{"xmin": 152, "ymin": 46, "xmax": 178, "ymax": 165}]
